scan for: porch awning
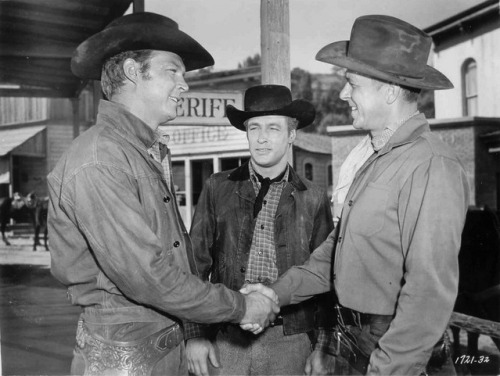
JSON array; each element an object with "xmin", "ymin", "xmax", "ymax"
[{"xmin": 0, "ymin": 125, "xmax": 46, "ymax": 157}]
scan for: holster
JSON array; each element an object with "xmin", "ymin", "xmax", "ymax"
[{"xmin": 75, "ymin": 320, "xmax": 183, "ymax": 376}]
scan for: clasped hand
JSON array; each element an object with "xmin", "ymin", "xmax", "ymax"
[{"xmin": 239, "ymin": 283, "xmax": 280, "ymax": 334}]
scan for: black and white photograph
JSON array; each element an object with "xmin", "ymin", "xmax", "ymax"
[{"xmin": 0, "ymin": 0, "xmax": 499, "ymax": 375}]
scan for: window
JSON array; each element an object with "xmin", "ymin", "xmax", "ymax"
[
  {"xmin": 463, "ymin": 59, "xmax": 478, "ymax": 116},
  {"xmin": 305, "ymin": 163, "xmax": 313, "ymax": 181}
]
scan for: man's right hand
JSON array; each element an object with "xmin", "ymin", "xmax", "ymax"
[
  {"xmin": 240, "ymin": 291, "xmax": 279, "ymax": 334},
  {"xmin": 186, "ymin": 338, "xmax": 219, "ymax": 376}
]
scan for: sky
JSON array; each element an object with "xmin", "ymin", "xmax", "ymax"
[{"xmin": 135, "ymin": 0, "xmax": 485, "ymax": 74}]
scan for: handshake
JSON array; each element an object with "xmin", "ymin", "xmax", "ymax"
[{"xmin": 238, "ymin": 283, "xmax": 280, "ymax": 334}]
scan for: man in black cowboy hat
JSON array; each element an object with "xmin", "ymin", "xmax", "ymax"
[
  {"xmin": 184, "ymin": 84, "xmax": 336, "ymax": 376},
  {"xmin": 244, "ymin": 15, "xmax": 470, "ymax": 375},
  {"xmin": 47, "ymin": 13, "xmax": 278, "ymax": 376}
]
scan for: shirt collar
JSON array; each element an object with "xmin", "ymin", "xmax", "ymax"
[
  {"xmin": 248, "ymin": 162, "xmax": 289, "ymax": 185},
  {"xmin": 371, "ymin": 110, "xmax": 420, "ymax": 151},
  {"xmin": 97, "ymin": 100, "xmax": 160, "ymax": 150}
]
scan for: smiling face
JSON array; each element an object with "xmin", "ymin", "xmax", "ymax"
[
  {"xmin": 246, "ymin": 115, "xmax": 296, "ymax": 177},
  {"xmin": 340, "ymin": 71, "xmax": 389, "ymax": 135},
  {"xmin": 134, "ymin": 50, "xmax": 188, "ymax": 127}
]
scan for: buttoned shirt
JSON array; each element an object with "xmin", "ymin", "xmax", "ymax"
[{"xmin": 245, "ymin": 163, "xmax": 289, "ymax": 285}]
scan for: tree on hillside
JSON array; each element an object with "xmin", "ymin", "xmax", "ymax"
[
  {"xmin": 292, "ymin": 66, "xmax": 351, "ymax": 133},
  {"xmin": 291, "ymin": 67, "xmax": 313, "ymax": 102},
  {"xmin": 238, "ymin": 53, "xmax": 261, "ymax": 69}
]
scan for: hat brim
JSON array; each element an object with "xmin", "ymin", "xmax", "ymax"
[
  {"xmin": 316, "ymin": 41, "xmax": 453, "ymax": 90},
  {"xmin": 226, "ymin": 100, "xmax": 316, "ymax": 131},
  {"xmin": 71, "ymin": 23, "xmax": 214, "ymax": 80}
]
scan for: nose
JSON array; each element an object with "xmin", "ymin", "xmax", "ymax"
[
  {"xmin": 257, "ymin": 129, "xmax": 268, "ymax": 143},
  {"xmin": 178, "ymin": 76, "xmax": 189, "ymax": 93},
  {"xmin": 340, "ymin": 82, "xmax": 351, "ymax": 102}
]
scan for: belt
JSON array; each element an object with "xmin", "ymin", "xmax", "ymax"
[
  {"xmin": 270, "ymin": 315, "xmax": 283, "ymax": 327},
  {"xmin": 76, "ymin": 320, "xmax": 183, "ymax": 376},
  {"xmin": 335, "ymin": 304, "xmax": 392, "ymax": 328}
]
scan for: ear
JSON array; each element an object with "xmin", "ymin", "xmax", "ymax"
[
  {"xmin": 123, "ymin": 58, "xmax": 139, "ymax": 84},
  {"xmin": 386, "ymin": 84, "xmax": 401, "ymax": 105},
  {"xmin": 288, "ymin": 128, "xmax": 296, "ymax": 144}
]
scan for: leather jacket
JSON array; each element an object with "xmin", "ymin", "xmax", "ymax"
[{"xmin": 185, "ymin": 161, "xmax": 334, "ymax": 338}]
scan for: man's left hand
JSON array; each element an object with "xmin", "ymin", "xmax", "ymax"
[{"xmin": 304, "ymin": 349, "xmax": 336, "ymax": 376}]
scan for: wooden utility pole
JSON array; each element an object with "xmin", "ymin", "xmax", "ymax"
[
  {"xmin": 260, "ymin": 0, "xmax": 293, "ymax": 163},
  {"xmin": 133, "ymin": 0, "xmax": 145, "ymax": 13},
  {"xmin": 260, "ymin": 0, "xmax": 290, "ymax": 88}
]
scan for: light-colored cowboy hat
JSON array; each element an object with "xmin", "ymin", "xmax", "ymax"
[
  {"xmin": 316, "ymin": 15, "xmax": 453, "ymax": 90},
  {"xmin": 71, "ymin": 12, "xmax": 214, "ymax": 80}
]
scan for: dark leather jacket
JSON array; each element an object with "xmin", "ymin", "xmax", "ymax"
[
  {"xmin": 185, "ymin": 161, "xmax": 334, "ymax": 338},
  {"xmin": 48, "ymin": 100, "xmax": 245, "ymax": 328}
]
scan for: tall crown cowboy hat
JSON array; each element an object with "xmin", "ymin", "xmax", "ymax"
[
  {"xmin": 316, "ymin": 15, "xmax": 453, "ymax": 90},
  {"xmin": 71, "ymin": 12, "xmax": 214, "ymax": 80},
  {"xmin": 226, "ymin": 85, "xmax": 316, "ymax": 131}
]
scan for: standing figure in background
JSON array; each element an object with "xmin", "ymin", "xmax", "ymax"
[{"xmin": 185, "ymin": 85, "xmax": 336, "ymax": 376}]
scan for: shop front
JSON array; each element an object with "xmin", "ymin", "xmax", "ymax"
[{"xmin": 160, "ymin": 91, "xmax": 248, "ymax": 228}]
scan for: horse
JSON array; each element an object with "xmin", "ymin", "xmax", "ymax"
[
  {"xmin": 451, "ymin": 206, "xmax": 500, "ymax": 356},
  {"xmin": 0, "ymin": 192, "xmax": 49, "ymax": 251}
]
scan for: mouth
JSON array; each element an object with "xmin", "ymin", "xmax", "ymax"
[{"xmin": 168, "ymin": 96, "xmax": 179, "ymax": 103}]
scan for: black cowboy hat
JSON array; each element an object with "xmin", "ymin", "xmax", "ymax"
[
  {"xmin": 315, "ymin": 15, "xmax": 453, "ymax": 90},
  {"xmin": 71, "ymin": 12, "xmax": 214, "ymax": 80},
  {"xmin": 226, "ymin": 85, "xmax": 316, "ymax": 131}
]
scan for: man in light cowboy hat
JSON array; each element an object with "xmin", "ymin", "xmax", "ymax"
[
  {"xmin": 243, "ymin": 15, "xmax": 470, "ymax": 375},
  {"xmin": 184, "ymin": 84, "xmax": 337, "ymax": 375},
  {"xmin": 47, "ymin": 12, "xmax": 278, "ymax": 376}
]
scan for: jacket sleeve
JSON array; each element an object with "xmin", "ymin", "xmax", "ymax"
[
  {"xmin": 185, "ymin": 176, "xmax": 219, "ymax": 339},
  {"xmin": 272, "ymin": 228, "xmax": 337, "ymax": 307},
  {"xmin": 367, "ymin": 156, "xmax": 469, "ymax": 375},
  {"xmin": 59, "ymin": 164, "xmax": 245, "ymax": 324}
]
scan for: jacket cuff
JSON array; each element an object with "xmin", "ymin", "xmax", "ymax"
[
  {"xmin": 271, "ymin": 281, "xmax": 292, "ymax": 307},
  {"xmin": 315, "ymin": 329, "xmax": 337, "ymax": 355},
  {"xmin": 230, "ymin": 291, "xmax": 247, "ymax": 323}
]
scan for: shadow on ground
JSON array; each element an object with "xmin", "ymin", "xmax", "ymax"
[{"xmin": 0, "ymin": 264, "xmax": 80, "ymax": 375}]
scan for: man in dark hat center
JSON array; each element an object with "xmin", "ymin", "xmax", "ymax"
[
  {"xmin": 244, "ymin": 15, "xmax": 469, "ymax": 375},
  {"xmin": 184, "ymin": 84, "xmax": 336, "ymax": 376},
  {"xmin": 47, "ymin": 12, "xmax": 278, "ymax": 376}
]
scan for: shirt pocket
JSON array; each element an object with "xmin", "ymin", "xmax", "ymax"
[{"xmin": 349, "ymin": 182, "xmax": 390, "ymax": 237}]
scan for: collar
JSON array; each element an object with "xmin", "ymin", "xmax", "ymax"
[
  {"xmin": 248, "ymin": 161, "xmax": 289, "ymax": 185},
  {"xmin": 228, "ymin": 160, "xmax": 307, "ymax": 191},
  {"xmin": 96, "ymin": 99, "xmax": 162, "ymax": 150},
  {"xmin": 154, "ymin": 128, "xmax": 171, "ymax": 146},
  {"xmin": 377, "ymin": 113, "xmax": 430, "ymax": 155},
  {"xmin": 371, "ymin": 110, "xmax": 420, "ymax": 151}
]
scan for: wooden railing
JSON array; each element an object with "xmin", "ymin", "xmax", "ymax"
[{"xmin": 450, "ymin": 312, "xmax": 500, "ymax": 339}]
